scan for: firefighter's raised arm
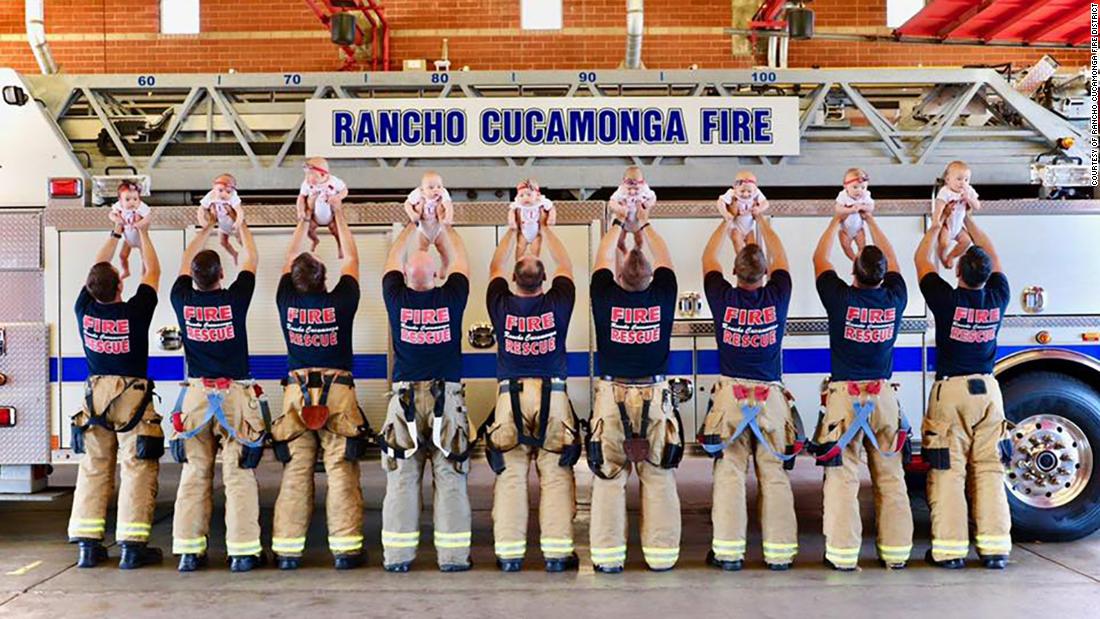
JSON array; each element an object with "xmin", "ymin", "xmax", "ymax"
[{"xmin": 813, "ymin": 216, "xmax": 842, "ymax": 277}]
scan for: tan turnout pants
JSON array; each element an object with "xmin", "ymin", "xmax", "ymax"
[
  {"xmin": 702, "ymin": 376, "xmax": 798, "ymax": 566},
  {"xmin": 171, "ymin": 380, "xmax": 265, "ymax": 558},
  {"xmin": 379, "ymin": 381, "xmax": 472, "ymax": 567},
  {"xmin": 485, "ymin": 378, "xmax": 579, "ymax": 562},
  {"xmin": 68, "ymin": 376, "xmax": 162, "ymax": 544},
  {"xmin": 924, "ymin": 374, "xmax": 1012, "ymax": 561},
  {"xmin": 816, "ymin": 381, "xmax": 913, "ymax": 568},
  {"xmin": 588, "ymin": 379, "xmax": 682, "ymax": 570},
  {"xmin": 272, "ymin": 370, "xmax": 366, "ymax": 557}
]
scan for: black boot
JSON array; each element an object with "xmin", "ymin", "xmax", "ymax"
[
  {"xmin": 334, "ymin": 553, "xmax": 364, "ymax": 570},
  {"xmin": 276, "ymin": 555, "xmax": 301, "ymax": 571},
  {"xmin": 925, "ymin": 548, "xmax": 965, "ymax": 570},
  {"xmin": 119, "ymin": 543, "xmax": 163, "ymax": 570},
  {"xmin": 440, "ymin": 561, "xmax": 472, "ymax": 573},
  {"xmin": 545, "ymin": 554, "xmax": 579, "ymax": 573},
  {"xmin": 76, "ymin": 541, "xmax": 107, "ymax": 568},
  {"xmin": 981, "ymin": 555, "xmax": 1009, "ymax": 570},
  {"xmin": 229, "ymin": 554, "xmax": 263, "ymax": 573},
  {"xmin": 177, "ymin": 553, "xmax": 208, "ymax": 572},
  {"xmin": 594, "ymin": 563, "xmax": 624, "ymax": 574},
  {"xmin": 767, "ymin": 562, "xmax": 792, "ymax": 571},
  {"xmin": 706, "ymin": 550, "xmax": 743, "ymax": 572},
  {"xmin": 496, "ymin": 558, "xmax": 523, "ymax": 572},
  {"xmin": 824, "ymin": 558, "xmax": 857, "ymax": 572},
  {"xmin": 383, "ymin": 561, "xmax": 412, "ymax": 573}
]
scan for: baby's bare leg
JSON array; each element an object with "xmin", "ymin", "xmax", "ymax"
[
  {"xmin": 329, "ymin": 221, "xmax": 344, "ymax": 260},
  {"xmin": 745, "ymin": 230, "xmax": 758, "ymax": 246},
  {"xmin": 937, "ymin": 225, "xmax": 953, "ymax": 266},
  {"xmin": 118, "ymin": 243, "xmax": 132, "ymax": 279},
  {"xmin": 433, "ymin": 234, "xmax": 451, "ymax": 277},
  {"xmin": 945, "ymin": 229, "xmax": 971, "ymax": 266},
  {"xmin": 530, "ymin": 234, "xmax": 543, "ymax": 257},
  {"xmin": 307, "ymin": 222, "xmax": 321, "ymax": 253},
  {"xmin": 219, "ymin": 233, "xmax": 239, "ymax": 263},
  {"xmin": 839, "ymin": 230, "xmax": 858, "ymax": 262},
  {"xmin": 516, "ymin": 234, "xmax": 529, "ymax": 257}
]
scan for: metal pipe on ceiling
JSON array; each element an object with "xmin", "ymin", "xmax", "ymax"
[
  {"xmin": 24, "ymin": 0, "xmax": 57, "ymax": 75},
  {"xmin": 625, "ymin": 0, "xmax": 644, "ymax": 69}
]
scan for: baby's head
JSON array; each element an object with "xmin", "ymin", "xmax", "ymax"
[
  {"xmin": 420, "ymin": 171, "xmax": 444, "ymax": 201},
  {"xmin": 943, "ymin": 161, "xmax": 971, "ymax": 193},
  {"xmin": 212, "ymin": 174, "xmax": 237, "ymax": 202},
  {"xmin": 732, "ymin": 171, "xmax": 758, "ymax": 201},
  {"xmin": 516, "ymin": 178, "xmax": 541, "ymax": 205},
  {"xmin": 116, "ymin": 181, "xmax": 142, "ymax": 211},
  {"xmin": 621, "ymin": 166, "xmax": 646, "ymax": 197},
  {"xmin": 303, "ymin": 157, "xmax": 331, "ymax": 185},
  {"xmin": 843, "ymin": 168, "xmax": 869, "ymax": 199}
]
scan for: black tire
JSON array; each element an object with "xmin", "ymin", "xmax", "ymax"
[{"xmin": 1001, "ymin": 371, "xmax": 1100, "ymax": 542}]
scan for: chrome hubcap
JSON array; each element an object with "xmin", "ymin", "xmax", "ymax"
[{"xmin": 1006, "ymin": 414, "xmax": 1092, "ymax": 508}]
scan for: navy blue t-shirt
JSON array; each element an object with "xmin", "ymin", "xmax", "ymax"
[
  {"xmin": 817, "ymin": 270, "xmax": 907, "ymax": 381},
  {"xmin": 487, "ymin": 276, "xmax": 576, "ymax": 380},
  {"xmin": 591, "ymin": 267, "xmax": 677, "ymax": 378},
  {"xmin": 171, "ymin": 272, "xmax": 255, "ymax": 380},
  {"xmin": 75, "ymin": 284, "xmax": 157, "ymax": 378},
  {"xmin": 704, "ymin": 269, "xmax": 791, "ymax": 382},
  {"xmin": 383, "ymin": 271, "xmax": 468, "ymax": 382},
  {"xmin": 276, "ymin": 273, "xmax": 360, "ymax": 372},
  {"xmin": 921, "ymin": 272, "xmax": 1009, "ymax": 379}
]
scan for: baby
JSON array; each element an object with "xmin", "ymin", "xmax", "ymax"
[
  {"xmin": 934, "ymin": 160, "xmax": 981, "ymax": 268},
  {"xmin": 608, "ymin": 166, "xmax": 656, "ymax": 232},
  {"xmin": 835, "ymin": 168, "xmax": 875, "ymax": 262},
  {"xmin": 108, "ymin": 180, "xmax": 150, "ymax": 280},
  {"xmin": 199, "ymin": 173, "xmax": 244, "ymax": 263},
  {"xmin": 297, "ymin": 157, "xmax": 348, "ymax": 259},
  {"xmin": 404, "ymin": 171, "xmax": 455, "ymax": 272},
  {"xmin": 508, "ymin": 178, "xmax": 556, "ymax": 257},
  {"xmin": 717, "ymin": 170, "xmax": 769, "ymax": 245}
]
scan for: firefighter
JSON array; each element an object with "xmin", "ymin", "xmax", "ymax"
[
  {"xmin": 270, "ymin": 202, "xmax": 370, "ymax": 570},
  {"xmin": 699, "ymin": 213, "xmax": 801, "ymax": 571},
  {"xmin": 916, "ymin": 213, "xmax": 1012, "ymax": 569},
  {"xmin": 812, "ymin": 212, "xmax": 913, "ymax": 571},
  {"xmin": 587, "ymin": 205, "xmax": 683, "ymax": 572},
  {"xmin": 169, "ymin": 211, "xmax": 266, "ymax": 572},
  {"xmin": 69, "ymin": 216, "xmax": 164, "ymax": 569},
  {"xmin": 484, "ymin": 225, "xmax": 579, "ymax": 573},
  {"xmin": 378, "ymin": 222, "xmax": 472, "ymax": 572}
]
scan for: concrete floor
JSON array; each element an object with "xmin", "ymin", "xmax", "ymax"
[{"xmin": 1, "ymin": 458, "xmax": 1098, "ymax": 619}]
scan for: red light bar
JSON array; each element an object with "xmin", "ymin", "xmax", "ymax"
[
  {"xmin": 48, "ymin": 178, "xmax": 83, "ymax": 199},
  {"xmin": 0, "ymin": 406, "xmax": 15, "ymax": 427}
]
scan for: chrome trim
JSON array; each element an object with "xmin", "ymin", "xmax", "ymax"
[
  {"xmin": 673, "ymin": 317, "xmax": 928, "ymax": 337},
  {"xmin": 994, "ymin": 347, "xmax": 1100, "ymax": 377}
]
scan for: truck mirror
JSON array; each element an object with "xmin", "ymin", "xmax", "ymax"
[{"xmin": 2, "ymin": 86, "xmax": 29, "ymax": 107}]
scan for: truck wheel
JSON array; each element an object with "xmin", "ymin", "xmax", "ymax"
[{"xmin": 1002, "ymin": 371, "xmax": 1100, "ymax": 542}]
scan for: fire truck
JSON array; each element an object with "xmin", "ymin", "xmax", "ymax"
[{"xmin": 0, "ymin": 65, "xmax": 1097, "ymax": 543}]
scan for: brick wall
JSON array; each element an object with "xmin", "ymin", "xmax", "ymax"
[{"xmin": 0, "ymin": 0, "xmax": 1089, "ymax": 73}]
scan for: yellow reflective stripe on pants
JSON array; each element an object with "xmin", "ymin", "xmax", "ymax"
[
  {"xmin": 272, "ymin": 537, "xmax": 306, "ymax": 554},
  {"xmin": 712, "ymin": 538, "xmax": 747, "ymax": 559},
  {"xmin": 540, "ymin": 537, "xmax": 575, "ymax": 554},
  {"xmin": 226, "ymin": 540, "xmax": 262, "ymax": 556},
  {"xmin": 591, "ymin": 545, "xmax": 627, "ymax": 565},
  {"xmin": 173, "ymin": 537, "xmax": 208, "ymax": 554},
  {"xmin": 382, "ymin": 531, "xmax": 420, "ymax": 549},
  {"xmin": 68, "ymin": 518, "xmax": 107, "ymax": 537},
  {"xmin": 931, "ymin": 539, "xmax": 970, "ymax": 558},
  {"xmin": 434, "ymin": 531, "xmax": 471, "ymax": 549},
  {"xmin": 975, "ymin": 534, "xmax": 1012, "ymax": 554},
  {"xmin": 825, "ymin": 545, "xmax": 860, "ymax": 567},
  {"xmin": 495, "ymin": 540, "xmax": 526, "ymax": 559},
  {"xmin": 642, "ymin": 546, "xmax": 679, "ymax": 567},
  {"xmin": 877, "ymin": 544, "xmax": 912, "ymax": 562},
  {"xmin": 329, "ymin": 535, "xmax": 364, "ymax": 553},
  {"xmin": 762, "ymin": 541, "xmax": 798, "ymax": 562},
  {"xmin": 116, "ymin": 522, "xmax": 151, "ymax": 539}
]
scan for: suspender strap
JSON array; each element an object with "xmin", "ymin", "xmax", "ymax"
[
  {"xmin": 377, "ymin": 384, "xmax": 421, "ymax": 460},
  {"xmin": 507, "ymin": 379, "xmax": 554, "ymax": 449},
  {"xmin": 81, "ymin": 377, "xmax": 150, "ymax": 434},
  {"xmin": 429, "ymin": 380, "xmax": 474, "ymax": 463},
  {"xmin": 815, "ymin": 383, "xmax": 911, "ymax": 463},
  {"xmin": 318, "ymin": 373, "xmax": 337, "ymax": 406},
  {"xmin": 700, "ymin": 385, "xmax": 799, "ymax": 462},
  {"xmin": 175, "ymin": 382, "xmax": 264, "ymax": 449},
  {"xmin": 616, "ymin": 397, "xmax": 651, "ymax": 441}
]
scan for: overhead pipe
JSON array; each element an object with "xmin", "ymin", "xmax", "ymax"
[
  {"xmin": 25, "ymin": 0, "xmax": 58, "ymax": 74},
  {"xmin": 625, "ymin": 0, "xmax": 644, "ymax": 69}
]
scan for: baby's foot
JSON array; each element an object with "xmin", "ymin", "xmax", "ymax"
[{"xmin": 119, "ymin": 265, "xmax": 131, "ymax": 280}]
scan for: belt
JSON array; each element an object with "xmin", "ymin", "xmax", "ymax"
[
  {"xmin": 498, "ymin": 377, "xmax": 567, "ymax": 394},
  {"xmin": 600, "ymin": 375, "xmax": 666, "ymax": 386}
]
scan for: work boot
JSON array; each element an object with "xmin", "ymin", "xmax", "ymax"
[
  {"xmin": 545, "ymin": 554, "xmax": 579, "ymax": 573},
  {"xmin": 924, "ymin": 549, "xmax": 965, "ymax": 570},
  {"xmin": 593, "ymin": 564, "xmax": 623, "ymax": 574},
  {"xmin": 706, "ymin": 550, "xmax": 743, "ymax": 572},
  {"xmin": 229, "ymin": 554, "xmax": 263, "ymax": 573},
  {"xmin": 276, "ymin": 555, "xmax": 301, "ymax": 571},
  {"xmin": 383, "ymin": 561, "xmax": 412, "ymax": 573},
  {"xmin": 76, "ymin": 541, "xmax": 107, "ymax": 568},
  {"xmin": 177, "ymin": 553, "xmax": 208, "ymax": 572},
  {"xmin": 496, "ymin": 558, "xmax": 522, "ymax": 572},
  {"xmin": 823, "ymin": 558, "xmax": 857, "ymax": 572},
  {"xmin": 981, "ymin": 555, "xmax": 1009, "ymax": 570},
  {"xmin": 439, "ymin": 561, "xmax": 472, "ymax": 573},
  {"xmin": 767, "ymin": 562, "xmax": 792, "ymax": 572},
  {"xmin": 334, "ymin": 553, "xmax": 365, "ymax": 570},
  {"xmin": 118, "ymin": 543, "xmax": 163, "ymax": 570}
]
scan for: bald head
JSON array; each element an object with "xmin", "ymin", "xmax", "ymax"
[
  {"xmin": 513, "ymin": 255, "xmax": 546, "ymax": 295},
  {"xmin": 405, "ymin": 250, "xmax": 437, "ymax": 290}
]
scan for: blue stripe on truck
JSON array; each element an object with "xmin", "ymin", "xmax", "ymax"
[{"xmin": 46, "ymin": 344, "xmax": 1100, "ymax": 384}]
